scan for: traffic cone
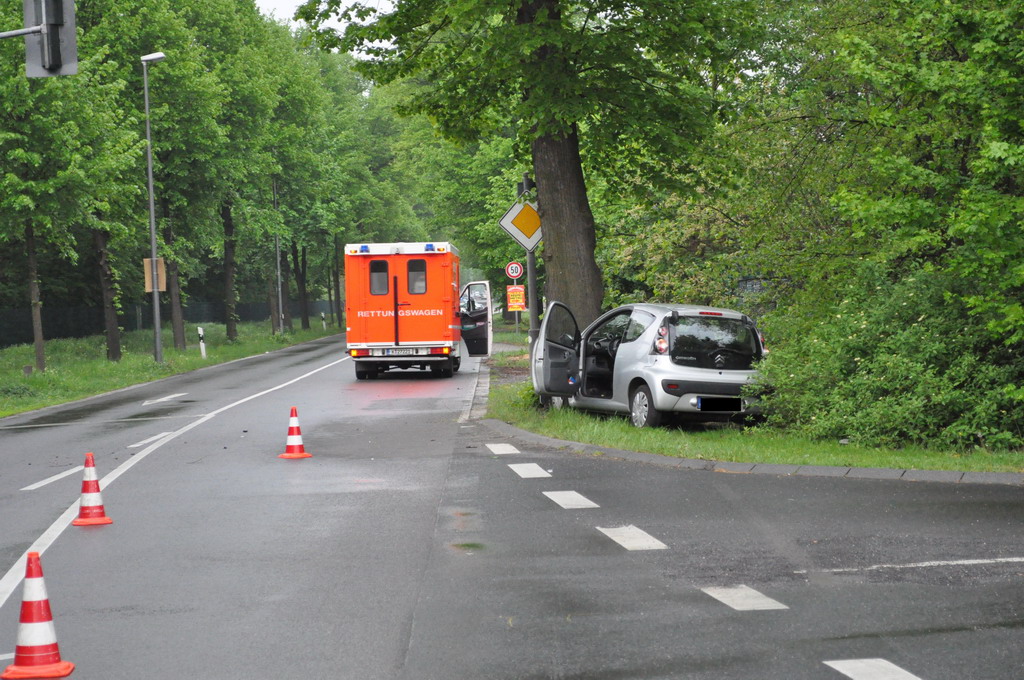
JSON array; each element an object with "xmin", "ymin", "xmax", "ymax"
[
  {"xmin": 279, "ymin": 407, "xmax": 312, "ymax": 459},
  {"xmin": 71, "ymin": 452, "xmax": 112, "ymax": 526},
  {"xmin": 1, "ymin": 552, "xmax": 75, "ymax": 679}
]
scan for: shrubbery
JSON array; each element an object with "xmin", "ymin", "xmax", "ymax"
[{"xmin": 755, "ymin": 265, "xmax": 1024, "ymax": 451}]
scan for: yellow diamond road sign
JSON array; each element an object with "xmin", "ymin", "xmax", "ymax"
[{"xmin": 499, "ymin": 199, "xmax": 542, "ymax": 251}]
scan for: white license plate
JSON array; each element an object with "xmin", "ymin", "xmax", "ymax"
[{"xmin": 386, "ymin": 348, "xmax": 414, "ymax": 356}]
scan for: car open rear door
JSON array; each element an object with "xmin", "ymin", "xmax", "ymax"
[
  {"xmin": 531, "ymin": 301, "xmax": 580, "ymax": 397},
  {"xmin": 461, "ymin": 281, "xmax": 492, "ymax": 356}
]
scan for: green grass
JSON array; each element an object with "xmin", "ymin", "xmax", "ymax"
[
  {"xmin": 0, "ymin": 322, "xmax": 340, "ymax": 417},
  {"xmin": 484, "ymin": 338, "xmax": 1024, "ymax": 475}
]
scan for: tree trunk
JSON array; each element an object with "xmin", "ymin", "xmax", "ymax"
[
  {"xmin": 25, "ymin": 224, "xmax": 45, "ymax": 373},
  {"xmin": 333, "ymin": 235, "xmax": 342, "ymax": 327},
  {"xmin": 268, "ymin": 280, "xmax": 279, "ymax": 333},
  {"xmin": 93, "ymin": 229, "xmax": 122, "ymax": 361},
  {"xmin": 291, "ymin": 241, "xmax": 310, "ymax": 330},
  {"xmin": 281, "ymin": 247, "xmax": 294, "ymax": 332},
  {"xmin": 222, "ymin": 200, "xmax": 238, "ymax": 341},
  {"xmin": 162, "ymin": 202, "xmax": 186, "ymax": 351},
  {"xmin": 532, "ymin": 126, "xmax": 604, "ymax": 326},
  {"xmin": 518, "ymin": 0, "xmax": 604, "ymax": 327}
]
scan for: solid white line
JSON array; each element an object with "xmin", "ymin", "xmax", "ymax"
[
  {"xmin": 128, "ymin": 432, "xmax": 172, "ymax": 448},
  {"xmin": 701, "ymin": 585, "xmax": 789, "ymax": 611},
  {"xmin": 824, "ymin": 658, "xmax": 923, "ymax": 679},
  {"xmin": 796, "ymin": 557, "xmax": 1024, "ymax": 575},
  {"xmin": 544, "ymin": 490, "xmax": 599, "ymax": 509},
  {"xmin": 0, "ymin": 653, "xmax": 13, "ymax": 661},
  {"xmin": 20, "ymin": 466, "xmax": 84, "ymax": 491},
  {"xmin": 486, "ymin": 443, "xmax": 520, "ymax": 455},
  {"xmin": 0, "ymin": 356, "xmax": 349, "ymax": 610},
  {"xmin": 597, "ymin": 525, "xmax": 668, "ymax": 551},
  {"xmin": 508, "ymin": 463, "xmax": 551, "ymax": 479},
  {"xmin": 142, "ymin": 393, "xmax": 187, "ymax": 406}
]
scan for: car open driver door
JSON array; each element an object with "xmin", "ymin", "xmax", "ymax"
[
  {"xmin": 460, "ymin": 281, "xmax": 492, "ymax": 357},
  {"xmin": 531, "ymin": 301, "xmax": 581, "ymax": 399}
]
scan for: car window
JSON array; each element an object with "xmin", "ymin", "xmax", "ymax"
[
  {"xmin": 591, "ymin": 312, "xmax": 631, "ymax": 343},
  {"xmin": 671, "ymin": 316, "xmax": 761, "ymax": 369},
  {"xmin": 543, "ymin": 304, "xmax": 578, "ymax": 348},
  {"xmin": 622, "ymin": 310, "xmax": 656, "ymax": 343}
]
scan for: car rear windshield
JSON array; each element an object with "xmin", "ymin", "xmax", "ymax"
[{"xmin": 670, "ymin": 316, "xmax": 761, "ymax": 370}]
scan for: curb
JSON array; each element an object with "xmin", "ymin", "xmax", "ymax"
[{"xmin": 474, "ymin": 364, "xmax": 1024, "ymax": 488}]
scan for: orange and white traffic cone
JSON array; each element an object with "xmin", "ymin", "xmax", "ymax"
[
  {"xmin": 1, "ymin": 552, "xmax": 75, "ymax": 679},
  {"xmin": 279, "ymin": 407, "xmax": 312, "ymax": 459},
  {"xmin": 71, "ymin": 452, "xmax": 112, "ymax": 526}
]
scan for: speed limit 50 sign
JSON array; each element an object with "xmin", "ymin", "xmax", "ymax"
[{"xmin": 505, "ymin": 261, "xmax": 524, "ymax": 280}]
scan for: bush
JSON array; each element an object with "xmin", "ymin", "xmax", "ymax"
[{"xmin": 754, "ymin": 265, "xmax": 1024, "ymax": 450}]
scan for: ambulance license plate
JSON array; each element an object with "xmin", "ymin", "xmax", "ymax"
[{"xmin": 386, "ymin": 348, "xmax": 414, "ymax": 356}]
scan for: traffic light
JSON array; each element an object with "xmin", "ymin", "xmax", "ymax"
[{"xmin": 23, "ymin": 0, "xmax": 77, "ymax": 77}]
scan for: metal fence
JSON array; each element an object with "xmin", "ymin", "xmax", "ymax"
[{"xmin": 0, "ymin": 300, "xmax": 335, "ymax": 348}]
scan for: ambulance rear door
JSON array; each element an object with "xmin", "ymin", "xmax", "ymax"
[{"xmin": 460, "ymin": 281, "xmax": 491, "ymax": 357}]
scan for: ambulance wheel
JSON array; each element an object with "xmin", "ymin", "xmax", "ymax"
[
  {"xmin": 355, "ymin": 364, "xmax": 378, "ymax": 380},
  {"xmin": 453, "ymin": 356, "xmax": 461, "ymax": 373},
  {"xmin": 432, "ymin": 358, "xmax": 455, "ymax": 378}
]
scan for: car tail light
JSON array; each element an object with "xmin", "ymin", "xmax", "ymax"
[
  {"xmin": 653, "ymin": 324, "xmax": 669, "ymax": 354},
  {"xmin": 699, "ymin": 311, "xmax": 723, "ymax": 316},
  {"xmin": 760, "ymin": 333, "xmax": 769, "ymax": 354}
]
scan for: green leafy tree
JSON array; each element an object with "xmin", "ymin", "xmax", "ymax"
[{"xmin": 299, "ymin": 0, "xmax": 760, "ymax": 325}]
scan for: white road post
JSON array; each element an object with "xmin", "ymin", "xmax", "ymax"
[{"xmin": 197, "ymin": 326, "xmax": 207, "ymax": 359}]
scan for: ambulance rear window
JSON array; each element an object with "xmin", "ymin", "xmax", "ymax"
[
  {"xmin": 408, "ymin": 259, "xmax": 427, "ymax": 294},
  {"xmin": 370, "ymin": 260, "xmax": 388, "ymax": 295}
]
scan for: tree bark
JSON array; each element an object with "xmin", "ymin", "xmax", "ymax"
[
  {"xmin": 281, "ymin": 247, "xmax": 294, "ymax": 332},
  {"xmin": 518, "ymin": 0, "xmax": 605, "ymax": 327},
  {"xmin": 291, "ymin": 241, "xmax": 310, "ymax": 330},
  {"xmin": 162, "ymin": 201, "xmax": 186, "ymax": 351},
  {"xmin": 333, "ymin": 235, "xmax": 343, "ymax": 327},
  {"xmin": 532, "ymin": 126, "xmax": 604, "ymax": 327},
  {"xmin": 268, "ymin": 279, "xmax": 279, "ymax": 333},
  {"xmin": 222, "ymin": 200, "xmax": 238, "ymax": 341},
  {"xmin": 25, "ymin": 224, "xmax": 45, "ymax": 372},
  {"xmin": 93, "ymin": 229, "xmax": 122, "ymax": 361}
]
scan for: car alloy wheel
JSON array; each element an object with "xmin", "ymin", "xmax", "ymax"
[{"xmin": 630, "ymin": 384, "xmax": 662, "ymax": 428}]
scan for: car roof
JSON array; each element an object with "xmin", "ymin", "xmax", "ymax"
[{"xmin": 625, "ymin": 302, "xmax": 752, "ymax": 320}]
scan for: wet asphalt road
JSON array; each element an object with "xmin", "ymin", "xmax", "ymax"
[{"xmin": 0, "ymin": 336, "xmax": 1021, "ymax": 679}]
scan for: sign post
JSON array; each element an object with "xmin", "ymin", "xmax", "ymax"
[{"xmin": 499, "ymin": 175, "xmax": 542, "ymax": 344}]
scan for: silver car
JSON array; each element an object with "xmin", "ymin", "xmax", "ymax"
[{"xmin": 531, "ymin": 301, "xmax": 765, "ymax": 427}]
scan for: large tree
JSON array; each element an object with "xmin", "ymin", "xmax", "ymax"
[{"xmin": 299, "ymin": 0, "xmax": 758, "ymax": 325}]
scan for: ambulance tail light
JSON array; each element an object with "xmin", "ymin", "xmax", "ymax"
[
  {"xmin": 349, "ymin": 348, "xmax": 370, "ymax": 357},
  {"xmin": 429, "ymin": 347, "xmax": 451, "ymax": 355}
]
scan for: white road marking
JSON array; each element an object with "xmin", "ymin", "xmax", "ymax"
[
  {"xmin": 508, "ymin": 463, "xmax": 551, "ymax": 479},
  {"xmin": 597, "ymin": 525, "xmax": 668, "ymax": 551},
  {"xmin": 796, "ymin": 557, "xmax": 1024, "ymax": 575},
  {"xmin": 824, "ymin": 658, "xmax": 923, "ymax": 679},
  {"xmin": 0, "ymin": 652, "xmax": 15, "ymax": 660},
  {"xmin": 142, "ymin": 393, "xmax": 187, "ymax": 406},
  {"xmin": 128, "ymin": 432, "xmax": 172, "ymax": 448},
  {"xmin": 543, "ymin": 490, "xmax": 599, "ymax": 509},
  {"xmin": 20, "ymin": 466, "xmax": 84, "ymax": 491},
  {"xmin": 701, "ymin": 585, "xmax": 789, "ymax": 611},
  {"xmin": 486, "ymin": 443, "xmax": 520, "ymax": 455},
  {"xmin": 0, "ymin": 357, "xmax": 349, "ymax": 610}
]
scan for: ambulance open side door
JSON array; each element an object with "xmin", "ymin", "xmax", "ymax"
[{"xmin": 460, "ymin": 281, "xmax": 492, "ymax": 357}]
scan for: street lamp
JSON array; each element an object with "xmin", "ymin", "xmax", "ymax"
[{"xmin": 142, "ymin": 51, "xmax": 165, "ymax": 362}]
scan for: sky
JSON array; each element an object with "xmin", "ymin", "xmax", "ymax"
[{"xmin": 255, "ymin": 0, "xmax": 304, "ymax": 24}]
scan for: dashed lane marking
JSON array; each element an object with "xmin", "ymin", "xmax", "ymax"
[
  {"xmin": 486, "ymin": 443, "xmax": 520, "ymax": 455},
  {"xmin": 508, "ymin": 463, "xmax": 551, "ymax": 479},
  {"xmin": 824, "ymin": 658, "xmax": 924, "ymax": 679},
  {"xmin": 701, "ymin": 585, "xmax": 789, "ymax": 611},
  {"xmin": 597, "ymin": 525, "xmax": 668, "ymax": 551},
  {"xmin": 20, "ymin": 466, "xmax": 84, "ymax": 491},
  {"xmin": 543, "ymin": 490, "xmax": 599, "ymax": 509}
]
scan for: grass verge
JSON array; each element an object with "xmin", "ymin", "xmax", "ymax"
[
  {"xmin": 0, "ymin": 322, "xmax": 340, "ymax": 418},
  {"xmin": 484, "ymin": 345, "xmax": 1024, "ymax": 475}
]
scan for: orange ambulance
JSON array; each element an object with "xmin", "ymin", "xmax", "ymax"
[{"xmin": 344, "ymin": 242, "xmax": 492, "ymax": 379}]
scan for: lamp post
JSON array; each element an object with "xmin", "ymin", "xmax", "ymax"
[{"xmin": 142, "ymin": 51, "xmax": 165, "ymax": 362}]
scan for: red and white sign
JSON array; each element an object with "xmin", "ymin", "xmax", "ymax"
[
  {"xmin": 506, "ymin": 285, "xmax": 527, "ymax": 312},
  {"xmin": 505, "ymin": 261, "xmax": 524, "ymax": 280}
]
